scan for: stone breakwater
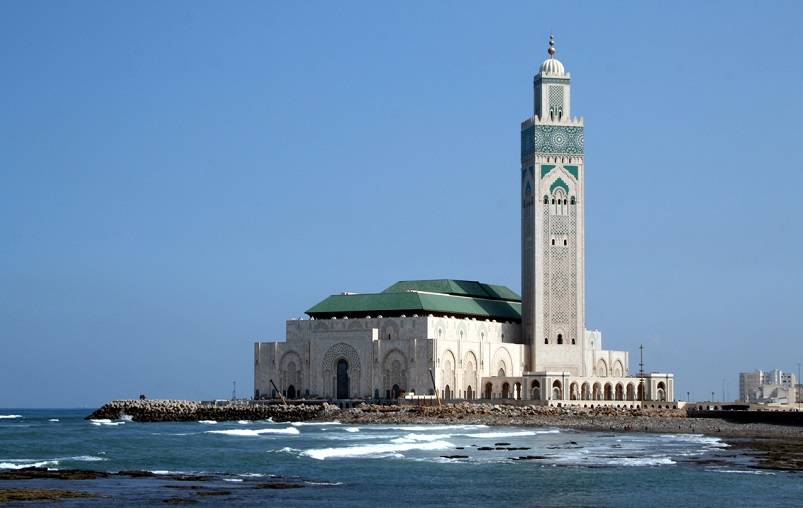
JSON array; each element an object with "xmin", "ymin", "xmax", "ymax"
[
  {"xmin": 338, "ymin": 402, "xmax": 803, "ymax": 438},
  {"xmin": 86, "ymin": 400, "xmax": 339, "ymax": 422}
]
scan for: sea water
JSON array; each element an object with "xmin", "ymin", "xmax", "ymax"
[{"xmin": 1, "ymin": 409, "xmax": 801, "ymax": 506}]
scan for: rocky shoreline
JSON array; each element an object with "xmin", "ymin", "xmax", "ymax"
[{"xmin": 88, "ymin": 399, "xmax": 803, "ymax": 439}]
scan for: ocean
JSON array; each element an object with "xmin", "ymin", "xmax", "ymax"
[{"xmin": 1, "ymin": 409, "xmax": 801, "ymax": 506}]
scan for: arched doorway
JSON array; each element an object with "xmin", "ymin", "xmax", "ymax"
[
  {"xmin": 570, "ymin": 382, "xmax": 579, "ymax": 400},
  {"xmin": 444, "ymin": 385, "xmax": 451, "ymax": 400},
  {"xmin": 637, "ymin": 382, "xmax": 645, "ymax": 401},
  {"xmin": 466, "ymin": 385, "xmax": 473, "ymax": 400},
  {"xmin": 581, "ymin": 382, "xmax": 590, "ymax": 400},
  {"xmin": 657, "ymin": 381, "xmax": 666, "ymax": 401},
  {"xmin": 502, "ymin": 382, "xmax": 510, "ymax": 399},
  {"xmin": 515, "ymin": 382, "xmax": 522, "ymax": 400},
  {"xmin": 593, "ymin": 383, "xmax": 602, "ymax": 400},
  {"xmin": 287, "ymin": 385, "xmax": 296, "ymax": 399},
  {"xmin": 531, "ymin": 380, "xmax": 541, "ymax": 400},
  {"xmin": 484, "ymin": 382, "xmax": 493, "ymax": 399},
  {"xmin": 391, "ymin": 384, "xmax": 401, "ymax": 399},
  {"xmin": 336, "ymin": 359, "xmax": 349, "ymax": 399},
  {"xmin": 626, "ymin": 383, "xmax": 635, "ymax": 401},
  {"xmin": 615, "ymin": 383, "xmax": 623, "ymax": 401},
  {"xmin": 604, "ymin": 383, "xmax": 613, "ymax": 400},
  {"xmin": 552, "ymin": 380, "xmax": 562, "ymax": 400}
]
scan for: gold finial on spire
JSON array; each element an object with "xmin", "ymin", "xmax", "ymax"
[{"xmin": 548, "ymin": 33, "xmax": 556, "ymax": 57}]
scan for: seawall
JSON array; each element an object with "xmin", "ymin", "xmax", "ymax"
[{"xmin": 86, "ymin": 399, "xmax": 337, "ymax": 422}]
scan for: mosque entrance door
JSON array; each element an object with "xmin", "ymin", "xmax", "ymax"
[
  {"xmin": 287, "ymin": 385, "xmax": 296, "ymax": 399},
  {"xmin": 336, "ymin": 359, "xmax": 349, "ymax": 399},
  {"xmin": 391, "ymin": 384, "xmax": 401, "ymax": 399}
]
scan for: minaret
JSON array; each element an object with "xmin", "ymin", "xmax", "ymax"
[{"xmin": 521, "ymin": 35, "xmax": 586, "ymax": 375}]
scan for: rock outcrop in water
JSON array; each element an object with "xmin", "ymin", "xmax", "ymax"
[{"xmin": 86, "ymin": 400, "xmax": 339, "ymax": 422}]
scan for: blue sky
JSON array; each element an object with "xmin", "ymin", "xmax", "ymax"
[{"xmin": 1, "ymin": 1, "xmax": 802, "ymax": 407}]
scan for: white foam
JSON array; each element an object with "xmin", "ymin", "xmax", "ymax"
[
  {"xmin": 48, "ymin": 419, "xmax": 59, "ymax": 422},
  {"xmin": 605, "ymin": 457, "xmax": 676, "ymax": 466},
  {"xmin": 715, "ymin": 469, "xmax": 775, "ymax": 475},
  {"xmin": 659, "ymin": 434, "xmax": 729, "ymax": 448},
  {"xmin": 65, "ymin": 455, "xmax": 107, "ymax": 462},
  {"xmin": 305, "ymin": 481, "xmax": 344, "ymax": 486},
  {"xmin": 270, "ymin": 447, "xmax": 302, "ymax": 455},
  {"xmin": 198, "ymin": 420, "xmax": 217, "ymax": 425},
  {"xmin": 463, "ymin": 430, "xmax": 538, "ymax": 439},
  {"xmin": 0, "ymin": 460, "xmax": 59, "ymax": 470},
  {"xmin": 120, "ymin": 414, "xmax": 134, "ymax": 422},
  {"xmin": 224, "ymin": 478, "xmax": 243, "ymax": 482},
  {"xmin": 344, "ymin": 427, "xmax": 360, "ymax": 433},
  {"xmin": 237, "ymin": 420, "xmax": 250, "ymax": 425},
  {"xmin": 206, "ymin": 427, "xmax": 300, "ymax": 437},
  {"xmin": 90, "ymin": 419, "xmax": 125, "ymax": 426},
  {"xmin": 392, "ymin": 433, "xmax": 452, "ymax": 443},
  {"xmin": 290, "ymin": 421, "xmax": 341, "ymax": 426},
  {"xmin": 0, "ymin": 415, "xmax": 22, "ymax": 419},
  {"xmin": 387, "ymin": 424, "xmax": 487, "ymax": 431},
  {"xmin": 303, "ymin": 440, "xmax": 454, "ymax": 460}
]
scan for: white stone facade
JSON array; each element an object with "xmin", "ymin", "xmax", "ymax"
[{"xmin": 254, "ymin": 316, "xmax": 524, "ymax": 400}]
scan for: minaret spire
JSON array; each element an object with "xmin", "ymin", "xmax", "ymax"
[{"xmin": 548, "ymin": 34, "xmax": 556, "ymax": 58}]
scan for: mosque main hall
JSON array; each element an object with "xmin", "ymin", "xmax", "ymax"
[{"xmin": 255, "ymin": 37, "xmax": 676, "ymax": 406}]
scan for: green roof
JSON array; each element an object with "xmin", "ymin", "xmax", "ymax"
[
  {"xmin": 305, "ymin": 279, "xmax": 521, "ymax": 321},
  {"xmin": 383, "ymin": 279, "xmax": 520, "ymax": 302}
]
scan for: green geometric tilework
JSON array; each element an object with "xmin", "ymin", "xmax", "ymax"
[
  {"xmin": 550, "ymin": 177, "xmax": 569, "ymax": 194},
  {"xmin": 564, "ymin": 165, "xmax": 579, "ymax": 179},
  {"xmin": 521, "ymin": 125, "xmax": 584, "ymax": 157},
  {"xmin": 541, "ymin": 165, "xmax": 556, "ymax": 178}
]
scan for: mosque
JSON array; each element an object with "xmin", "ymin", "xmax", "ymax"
[{"xmin": 254, "ymin": 36, "xmax": 676, "ymax": 406}]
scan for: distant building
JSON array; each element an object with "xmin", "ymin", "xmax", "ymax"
[
  {"xmin": 254, "ymin": 36, "xmax": 676, "ymax": 406},
  {"xmin": 739, "ymin": 369, "xmax": 798, "ymax": 404}
]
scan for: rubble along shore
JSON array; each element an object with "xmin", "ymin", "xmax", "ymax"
[
  {"xmin": 87, "ymin": 400, "xmax": 803, "ymax": 439},
  {"xmin": 85, "ymin": 399, "xmax": 338, "ymax": 422}
]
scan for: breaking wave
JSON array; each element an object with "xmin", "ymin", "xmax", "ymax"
[
  {"xmin": 392, "ymin": 433, "xmax": 451, "ymax": 443},
  {"xmin": 291, "ymin": 421, "xmax": 341, "ymax": 426},
  {"xmin": 0, "ymin": 455, "xmax": 107, "ymax": 470},
  {"xmin": 48, "ymin": 419, "xmax": 60, "ymax": 422},
  {"xmin": 463, "ymin": 430, "xmax": 539, "ymax": 439},
  {"xmin": 90, "ymin": 419, "xmax": 125, "ymax": 426},
  {"xmin": 206, "ymin": 427, "xmax": 300, "ymax": 437},
  {"xmin": 605, "ymin": 457, "xmax": 676, "ymax": 466},
  {"xmin": 0, "ymin": 415, "xmax": 22, "ymax": 419},
  {"xmin": 659, "ymin": 434, "xmax": 729, "ymax": 448},
  {"xmin": 302, "ymin": 440, "xmax": 454, "ymax": 460},
  {"xmin": 344, "ymin": 427, "xmax": 360, "ymax": 433},
  {"xmin": 198, "ymin": 420, "xmax": 217, "ymax": 425},
  {"xmin": 0, "ymin": 460, "xmax": 59, "ymax": 469},
  {"xmin": 715, "ymin": 469, "xmax": 775, "ymax": 475},
  {"xmin": 387, "ymin": 424, "xmax": 487, "ymax": 431}
]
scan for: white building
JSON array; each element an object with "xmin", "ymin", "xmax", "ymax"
[
  {"xmin": 254, "ymin": 36, "xmax": 676, "ymax": 406},
  {"xmin": 739, "ymin": 369, "xmax": 798, "ymax": 404}
]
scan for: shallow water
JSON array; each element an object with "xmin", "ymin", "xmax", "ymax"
[{"xmin": 1, "ymin": 409, "xmax": 801, "ymax": 506}]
